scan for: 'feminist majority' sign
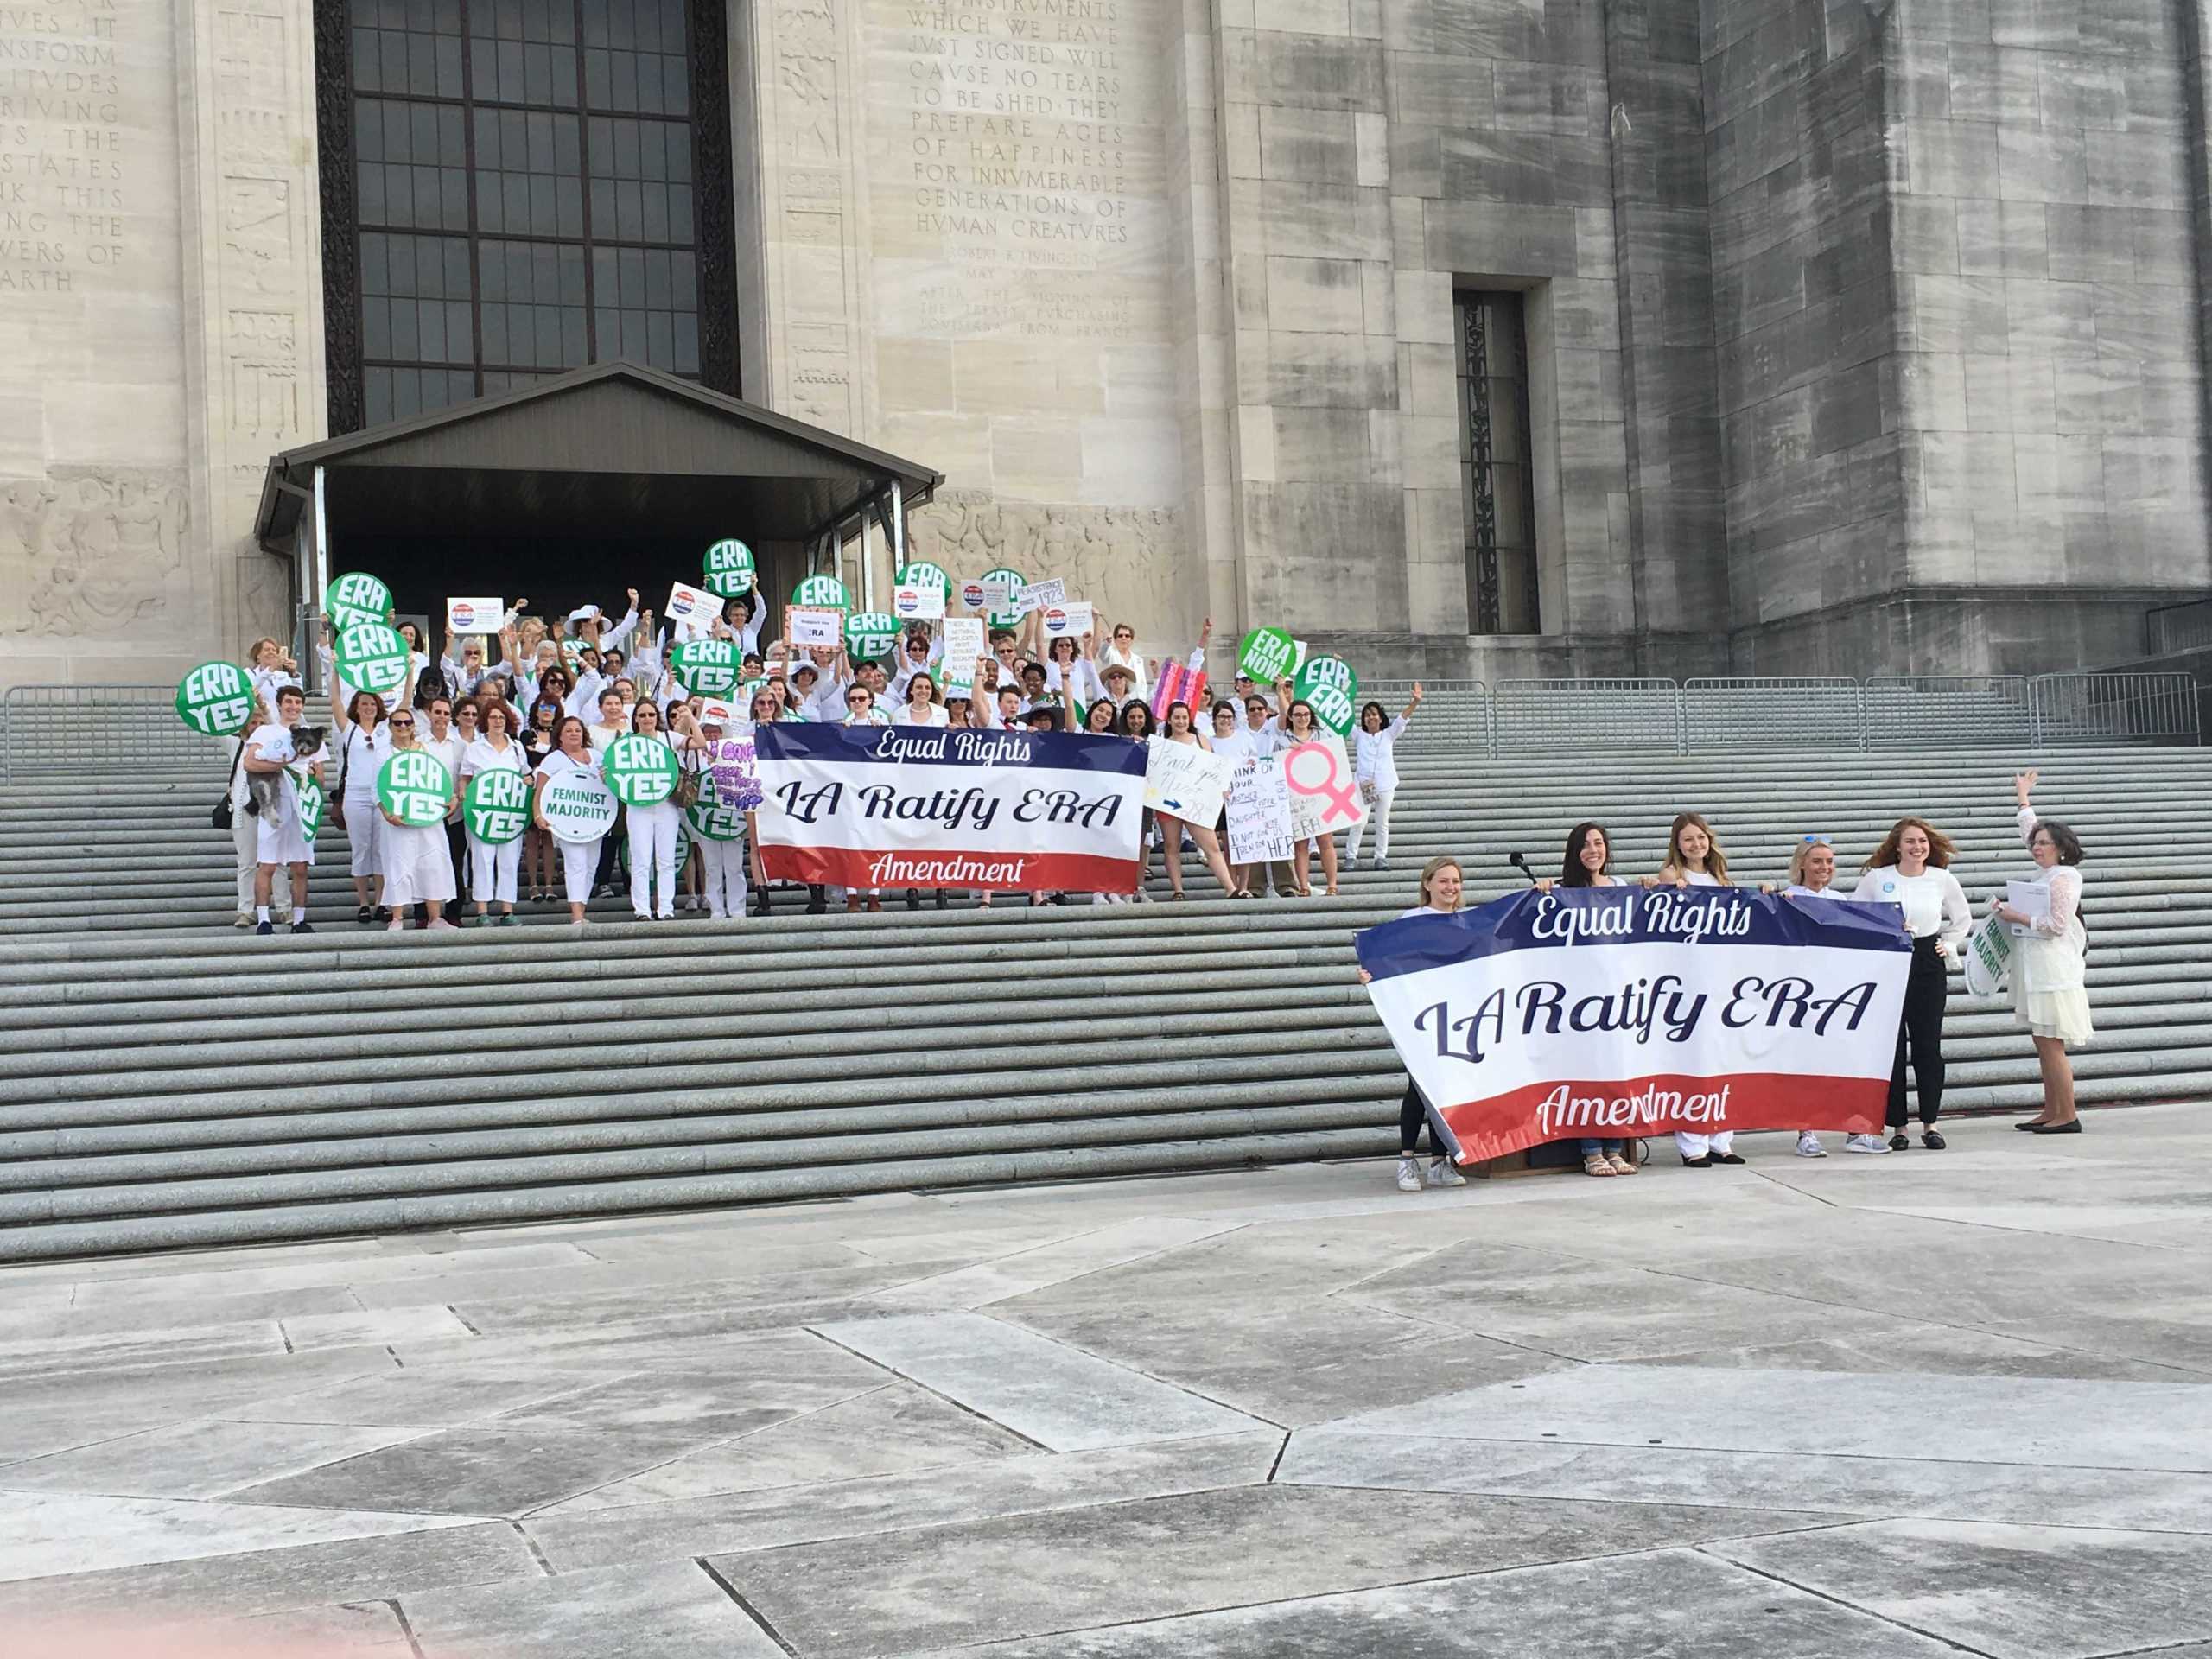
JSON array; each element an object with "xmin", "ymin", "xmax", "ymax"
[
  {"xmin": 1358, "ymin": 887, "xmax": 1910, "ymax": 1164},
  {"xmin": 755, "ymin": 724, "xmax": 1144, "ymax": 893}
]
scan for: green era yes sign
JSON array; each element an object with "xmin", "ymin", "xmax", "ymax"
[
  {"xmin": 376, "ymin": 750, "xmax": 453, "ymax": 828},
  {"xmin": 175, "ymin": 661, "xmax": 254, "ymax": 737},
  {"xmin": 601, "ymin": 733, "xmax": 679, "ymax": 806},
  {"xmin": 463, "ymin": 767, "xmax": 531, "ymax": 843},
  {"xmin": 703, "ymin": 538, "xmax": 755, "ymax": 599}
]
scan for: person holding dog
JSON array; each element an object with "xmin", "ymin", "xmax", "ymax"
[{"xmin": 243, "ymin": 684, "xmax": 327, "ymax": 936}]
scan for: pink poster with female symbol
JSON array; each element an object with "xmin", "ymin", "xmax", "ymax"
[{"xmin": 1282, "ymin": 735, "xmax": 1366, "ymax": 839}]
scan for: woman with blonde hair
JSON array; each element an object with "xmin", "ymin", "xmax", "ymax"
[
  {"xmin": 1998, "ymin": 770, "xmax": 2093, "ymax": 1134},
  {"xmin": 373, "ymin": 705, "xmax": 459, "ymax": 931},
  {"xmin": 1357, "ymin": 855, "xmax": 1471, "ymax": 1193},
  {"xmin": 1853, "ymin": 815, "xmax": 1970, "ymax": 1151}
]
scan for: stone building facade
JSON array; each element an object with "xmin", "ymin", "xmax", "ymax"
[{"xmin": 3, "ymin": 0, "xmax": 2208, "ymax": 689}]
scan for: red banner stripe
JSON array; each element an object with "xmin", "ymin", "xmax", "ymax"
[
  {"xmin": 1431, "ymin": 1072, "xmax": 1890, "ymax": 1164},
  {"xmin": 760, "ymin": 844, "xmax": 1141, "ymax": 893}
]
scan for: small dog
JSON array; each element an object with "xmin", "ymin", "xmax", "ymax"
[{"xmin": 245, "ymin": 724, "xmax": 326, "ymax": 818}]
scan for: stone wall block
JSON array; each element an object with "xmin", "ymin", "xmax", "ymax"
[
  {"xmin": 1382, "ymin": 0, "xmax": 1547, "ymax": 61},
  {"xmin": 1946, "ymin": 42, "xmax": 2041, "ymax": 122},
  {"xmin": 1900, "ymin": 118, "xmax": 2003, "ymax": 198},
  {"xmin": 1963, "ymin": 353, "xmax": 2058, "ymax": 432},
  {"xmin": 1258, "ymin": 106, "xmax": 1359, "ymax": 182},
  {"xmin": 1956, "ymin": 198, "xmax": 2050, "ymax": 277},
  {"xmin": 1257, "ymin": 181, "xmax": 1395, "ymax": 259},
  {"xmin": 2012, "ymin": 432, "xmax": 2107, "ymax": 510},
  {"xmin": 1386, "ymin": 51, "xmax": 1500, "ymax": 129},
  {"xmin": 2044, "ymin": 203, "xmax": 2138, "ymax": 283},
  {"xmin": 1439, "ymin": 130, "xmax": 1611, "ymax": 206},
  {"xmin": 1263, "ymin": 255, "xmax": 1367, "ymax": 332},
  {"xmin": 1995, "ymin": 123, "xmax": 2089, "ymax": 201},
  {"xmin": 1897, "ymin": 273, "xmax": 2012, "ymax": 354},
  {"xmin": 1422, "ymin": 200, "xmax": 1580, "ymax": 275}
]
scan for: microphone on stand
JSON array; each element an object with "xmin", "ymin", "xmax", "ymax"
[{"xmin": 1508, "ymin": 851, "xmax": 1540, "ymax": 887}]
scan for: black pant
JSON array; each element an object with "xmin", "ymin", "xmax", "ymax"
[
  {"xmin": 446, "ymin": 819, "xmax": 467, "ymax": 898},
  {"xmin": 1399, "ymin": 1081, "xmax": 1442, "ymax": 1156},
  {"xmin": 1888, "ymin": 937, "xmax": 1948, "ymax": 1128}
]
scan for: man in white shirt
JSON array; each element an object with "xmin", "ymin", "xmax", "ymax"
[{"xmin": 244, "ymin": 684, "xmax": 328, "ymax": 935}]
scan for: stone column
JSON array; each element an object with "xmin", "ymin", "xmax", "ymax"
[{"xmin": 176, "ymin": 0, "xmax": 327, "ymax": 664}]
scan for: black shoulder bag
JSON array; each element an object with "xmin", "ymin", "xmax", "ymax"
[{"xmin": 212, "ymin": 741, "xmax": 245, "ymax": 831}]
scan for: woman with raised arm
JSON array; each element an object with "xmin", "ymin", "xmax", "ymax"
[
  {"xmin": 622, "ymin": 698, "xmax": 683, "ymax": 921},
  {"xmin": 1274, "ymin": 683, "xmax": 1343, "ymax": 898},
  {"xmin": 1348, "ymin": 683, "xmax": 1423, "ymax": 872},
  {"xmin": 327, "ymin": 679, "xmax": 391, "ymax": 924},
  {"xmin": 1999, "ymin": 769, "xmax": 2093, "ymax": 1133},
  {"xmin": 1357, "ymin": 855, "xmax": 1471, "ymax": 1193},
  {"xmin": 1853, "ymin": 816, "xmax": 1971, "ymax": 1152}
]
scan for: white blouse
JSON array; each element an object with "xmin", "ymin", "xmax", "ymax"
[
  {"xmin": 1852, "ymin": 865, "xmax": 1971, "ymax": 950},
  {"xmin": 2015, "ymin": 805, "xmax": 2084, "ymax": 938}
]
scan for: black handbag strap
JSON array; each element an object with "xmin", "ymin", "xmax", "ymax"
[{"xmin": 221, "ymin": 738, "xmax": 246, "ymax": 795}]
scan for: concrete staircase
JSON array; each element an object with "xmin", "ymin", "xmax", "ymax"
[{"xmin": 0, "ymin": 721, "xmax": 2207, "ymax": 1260}]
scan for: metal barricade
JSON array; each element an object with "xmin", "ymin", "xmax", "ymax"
[
  {"xmin": 1681, "ymin": 678, "xmax": 1860, "ymax": 750},
  {"xmin": 1864, "ymin": 676, "xmax": 2033, "ymax": 749},
  {"xmin": 2146, "ymin": 598, "xmax": 2212, "ymax": 657},
  {"xmin": 1363, "ymin": 680, "xmax": 1492, "ymax": 754},
  {"xmin": 2031, "ymin": 672, "xmax": 2202, "ymax": 747},
  {"xmin": 1494, "ymin": 678, "xmax": 1681, "ymax": 753},
  {"xmin": 0, "ymin": 684, "xmax": 217, "ymax": 777}
]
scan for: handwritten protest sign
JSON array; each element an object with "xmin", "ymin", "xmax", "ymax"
[
  {"xmin": 1015, "ymin": 577, "xmax": 1066, "ymax": 615},
  {"xmin": 1225, "ymin": 757, "xmax": 1294, "ymax": 864},
  {"xmin": 941, "ymin": 617, "xmax": 986, "ymax": 696},
  {"xmin": 1143, "ymin": 737, "xmax": 1236, "ymax": 822}
]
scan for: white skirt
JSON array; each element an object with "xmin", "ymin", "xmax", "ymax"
[
  {"xmin": 380, "ymin": 821, "xmax": 456, "ymax": 906},
  {"xmin": 2009, "ymin": 928, "xmax": 2091, "ymax": 1046}
]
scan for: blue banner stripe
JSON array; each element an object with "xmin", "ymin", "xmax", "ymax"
[
  {"xmin": 1357, "ymin": 887, "xmax": 1911, "ymax": 982},
  {"xmin": 757, "ymin": 723, "xmax": 1146, "ymax": 776}
]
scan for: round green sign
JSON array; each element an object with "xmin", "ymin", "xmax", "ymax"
[
  {"xmin": 980, "ymin": 566, "xmax": 1027, "ymax": 630},
  {"xmin": 1294, "ymin": 656, "xmax": 1357, "ymax": 735},
  {"xmin": 896, "ymin": 560, "xmax": 950, "ymax": 592},
  {"xmin": 376, "ymin": 748, "xmax": 453, "ymax": 828},
  {"xmin": 672, "ymin": 639, "xmax": 740, "ymax": 696},
  {"xmin": 463, "ymin": 766, "xmax": 531, "ymax": 843},
  {"xmin": 703, "ymin": 538, "xmax": 756, "ymax": 599},
  {"xmin": 175, "ymin": 660, "xmax": 255, "ymax": 737},
  {"xmin": 685, "ymin": 772, "xmax": 747, "ymax": 842},
  {"xmin": 602, "ymin": 733, "xmax": 679, "ymax": 806},
  {"xmin": 296, "ymin": 770, "xmax": 327, "ymax": 838},
  {"xmin": 792, "ymin": 573, "xmax": 850, "ymax": 610},
  {"xmin": 845, "ymin": 610, "xmax": 899, "ymax": 659},
  {"xmin": 1238, "ymin": 627, "xmax": 1298, "ymax": 686},
  {"xmin": 334, "ymin": 622, "xmax": 411, "ymax": 699},
  {"xmin": 325, "ymin": 570, "xmax": 394, "ymax": 630}
]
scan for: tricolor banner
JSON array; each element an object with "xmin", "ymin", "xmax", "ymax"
[
  {"xmin": 753, "ymin": 724, "xmax": 1145, "ymax": 893},
  {"xmin": 1357, "ymin": 887, "xmax": 1911, "ymax": 1163}
]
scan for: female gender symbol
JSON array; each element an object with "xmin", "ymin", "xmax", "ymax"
[{"xmin": 1284, "ymin": 741, "xmax": 1361, "ymax": 824}]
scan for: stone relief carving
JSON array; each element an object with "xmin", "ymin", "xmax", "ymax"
[
  {"xmin": 2, "ymin": 472, "xmax": 191, "ymax": 637},
  {"xmin": 906, "ymin": 491, "xmax": 1188, "ymax": 633}
]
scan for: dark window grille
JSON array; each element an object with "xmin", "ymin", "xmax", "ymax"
[
  {"xmin": 1455, "ymin": 290, "xmax": 1541, "ymax": 635},
  {"xmin": 316, "ymin": 0, "xmax": 738, "ymax": 432}
]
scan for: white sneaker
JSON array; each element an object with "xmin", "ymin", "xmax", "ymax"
[
  {"xmin": 1427, "ymin": 1157, "xmax": 1466, "ymax": 1188},
  {"xmin": 1395, "ymin": 1156, "xmax": 1422, "ymax": 1192},
  {"xmin": 1796, "ymin": 1132, "xmax": 1827, "ymax": 1158},
  {"xmin": 1842, "ymin": 1134, "xmax": 1891, "ymax": 1154}
]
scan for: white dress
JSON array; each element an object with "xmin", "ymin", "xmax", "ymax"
[
  {"xmin": 378, "ymin": 747, "xmax": 457, "ymax": 907},
  {"xmin": 2009, "ymin": 807, "xmax": 2092, "ymax": 1046}
]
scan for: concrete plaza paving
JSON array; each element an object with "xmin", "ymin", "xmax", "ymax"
[{"xmin": 3, "ymin": 1103, "xmax": 2211, "ymax": 1658}]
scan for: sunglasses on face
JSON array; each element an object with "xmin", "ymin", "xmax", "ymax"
[{"xmin": 390, "ymin": 718, "xmax": 415, "ymax": 728}]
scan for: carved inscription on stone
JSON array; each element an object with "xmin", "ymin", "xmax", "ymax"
[
  {"xmin": 864, "ymin": 0, "xmax": 1167, "ymax": 342},
  {"xmin": 0, "ymin": 0, "xmax": 130, "ymax": 294}
]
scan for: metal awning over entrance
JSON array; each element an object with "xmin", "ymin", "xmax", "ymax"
[{"xmin": 253, "ymin": 360, "xmax": 942, "ymax": 664}]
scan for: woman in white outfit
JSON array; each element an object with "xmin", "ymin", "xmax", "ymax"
[
  {"xmin": 226, "ymin": 690, "xmax": 290, "ymax": 929},
  {"xmin": 374, "ymin": 707, "xmax": 459, "ymax": 931},
  {"xmin": 1207, "ymin": 700, "xmax": 1269, "ymax": 899},
  {"xmin": 1853, "ymin": 817, "xmax": 1971, "ymax": 1152},
  {"xmin": 1348, "ymin": 683, "xmax": 1422, "ymax": 870},
  {"xmin": 1646, "ymin": 812, "xmax": 1743, "ymax": 1166},
  {"xmin": 534, "ymin": 715, "xmax": 605, "ymax": 925},
  {"xmin": 1998, "ymin": 769, "xmax": 2093, "ymax": 1134},
  {"xmin": 685, "ymin": 700, "xmax": 752, "ymax": 921},
  {"xmin": 1771, "ymin": 835, "xmax": 1885, "ymax": 1157},
  {"xmin": 327, "ymin": 683, "xmax": 391, "ymax": 924},
  {"xmin": 458, "ymin": 698, "xmax": 526, "ymax": 926},
  {"xmin": 1356, "ymin": 855, "xmax": 1470, "ymax": 1193},
  {"xmin": 623, "ymin": 698, "xmax": 683, "ymax": 920},
  {"xmin": 1274, "ymin": 689, "xmax": 1342, "ymax": 898}
]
